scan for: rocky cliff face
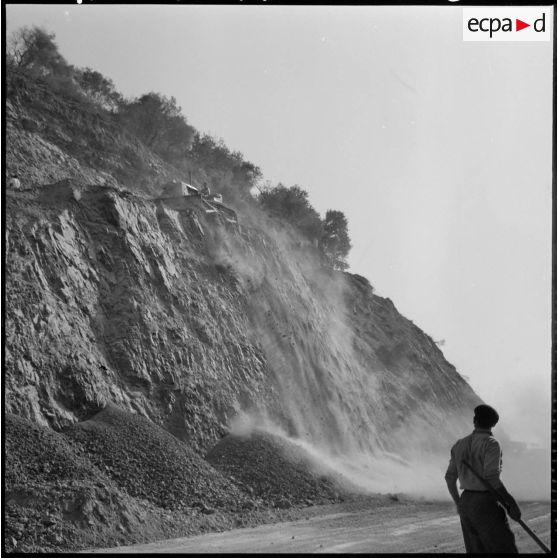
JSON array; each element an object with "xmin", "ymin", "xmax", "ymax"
[
  {"xmin": 5, "ymin": 179, "xmax": 480, "ymax": 463},
  {"xmin": 5, "ymin": 72, "xmax": 482, "ymax": 494},
  {"xmin": 6, "ymin": 184, "xmax": 276, "ymax": 452}
]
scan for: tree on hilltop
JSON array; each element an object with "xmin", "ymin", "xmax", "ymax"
[
  {"xmin": 320, "ymin": 209, "xmax": 351, "ymax": 271},
  {"xmin": 7, "ymin": 26, "xmax": 70, "ymax": 77}
]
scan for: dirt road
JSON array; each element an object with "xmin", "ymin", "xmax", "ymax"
[{"xmin": 88, "ymin": 501, "xmax": 550, "ymax": 554}]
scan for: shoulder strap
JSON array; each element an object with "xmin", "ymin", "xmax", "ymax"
[{"xmin": 462, "ymin": 432, "xmax": 474, "ymax": 467}]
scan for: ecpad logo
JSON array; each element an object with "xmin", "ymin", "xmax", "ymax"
[
  {"xmin": 463, "ymin": 8, "xmax": 551, "ymax": 42},
  {"xmin": 468, "ymin": 14, "xmax": 545, "ymax": 38}
]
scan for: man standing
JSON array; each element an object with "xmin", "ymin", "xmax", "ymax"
[{"xmin": 445, "ymin": 404, "xmax": 521, "ymax": 554}]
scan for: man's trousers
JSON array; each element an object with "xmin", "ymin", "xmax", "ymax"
[{"xmin": 458, "ymin": 490, "xmax": 518, "ymax": 554}]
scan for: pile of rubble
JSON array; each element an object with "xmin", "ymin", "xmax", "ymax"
[{"xmin": 206, "ymin": 430, "xmax": 355, "ymax": 508}]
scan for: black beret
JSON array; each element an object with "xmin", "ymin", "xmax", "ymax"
[{"xmin": 474, "ymin": 404, "xmax": 499, "ymax": 427}]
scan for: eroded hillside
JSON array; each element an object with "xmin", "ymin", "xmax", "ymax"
[
  {"xmin": 5, "ymin": 69, "xmax": 488, "ymax": 551},
  {"xmin": 5, "ymin": 176, "xmax": 480, "ymax": 458}
]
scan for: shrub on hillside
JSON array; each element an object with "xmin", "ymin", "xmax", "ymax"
[
  {"xmin": 189, "ymin": 134, "xmax": 262, "ymax": 196},
  {"xmin": 75, "ymin": 68, "xmax": 123, "ymax": 111},
  {"xmin": 7, "ymin": 26, "xmax": 72, "ymax": 78},
  {"xmin": 6, "ymin": 24, "xmax": 351, "ymax": 252},
  {"xmin": 258, "ymin": 184, "xmax": 323, "ymax": 243},
  {"xmin": 118, "ymin": 92, "xmax": 196, "ymax": 163}
]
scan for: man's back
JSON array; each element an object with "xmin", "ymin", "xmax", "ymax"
[{"xmin": 446, "ymin": 428, "xmax": 503, "ymax": 491}]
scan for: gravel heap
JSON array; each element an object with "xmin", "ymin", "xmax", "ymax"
[
  {"xmin": 5, "ymin": 408, "xmax": 373, "ymax": 553},
  {"xmin": 63, "ymin": 404, "xmax": 259, "ymax": 513},
  {"xmin": 4, "ymin": 407, "xmax": 260, "ymax": 553},
  {"xmin": 6, "ymin": 413, "xmax": 100, "ymax": 487},
  {"xmin": 206, "ymin": 430, "xmax": 355, "ymax": 508},
  {"xmin": 4, "ymin": 413, "xmax": 159, "ymax": 553}
]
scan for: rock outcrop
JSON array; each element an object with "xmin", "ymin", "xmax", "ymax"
[{"xmin": 5, "ymin": 180, "xmax": 480, "ymax": 459}]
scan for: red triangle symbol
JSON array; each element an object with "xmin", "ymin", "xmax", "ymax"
[{"xmin": 516, "ymin": 19, "xmax": 530, "ymax": 31}]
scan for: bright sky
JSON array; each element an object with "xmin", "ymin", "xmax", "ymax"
[{"xmin": 6, "ymin": 5, "xmax": 553, "ymax": 447}]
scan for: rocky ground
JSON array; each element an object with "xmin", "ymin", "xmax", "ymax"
[{"xmin": 4, "ymin": 405, "xmax": 393, "ymax": 553}]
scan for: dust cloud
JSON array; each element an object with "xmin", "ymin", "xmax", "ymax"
[
  {"xmin": 228, "ymin": 412, "xmax": 451, "ymax": 499},
  {"xmin": 213, "ymin": 207, "xmax": 550, "ymax": 503},
  {"xmin": 228, "ymin": 411, "xmax": 550, "ymax": 502}
]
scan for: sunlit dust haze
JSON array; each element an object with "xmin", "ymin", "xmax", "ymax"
[
  {"xmin": 210, "ymin": 219, "xmax": 549, "ymax": 501},
  {"xmin": 228, "ymin": 412, "xmax": 549, "ymax": 502},
  {"xmin": 5, "ymin": 4, "xmax": 552, "ymax": 499}
]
